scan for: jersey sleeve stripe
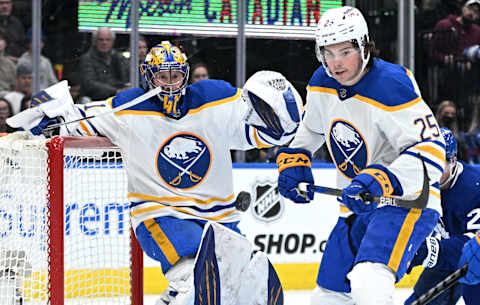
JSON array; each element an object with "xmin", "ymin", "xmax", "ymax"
[
  {"xmin": 387, "ymin": 208, "xmax": 422, "ymax": 272},
  {"xmin": 414, "ymin": 145, "xmax": 446, "ymax": 163},
  {"xmin": 79, "ymin": 121, "xmax": 93, "ymax": 136},
  {"xmin": 402, "ymin": 151, "xmax": 444, "ymax": 174}
]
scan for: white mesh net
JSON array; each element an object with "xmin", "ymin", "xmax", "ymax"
[{"xmin": 0, "ymin": 133, "xmax": 139, "ymax": 305}]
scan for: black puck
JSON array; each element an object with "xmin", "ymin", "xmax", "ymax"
[{"xmin": 235, "ymin": 191, "xmax": 251, "ymax": 212}]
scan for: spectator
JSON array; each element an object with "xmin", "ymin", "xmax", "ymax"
[
  {"xmin": 433, "ymin": 0, "xmax": 480, "ymax": 65},
  {"xmin": 0, "ymin": 0, "xmax": 25, "ymax": 62},
  {"xmin": 190, "ymin": 62, "xmax": 209, "ymax": 84},
  {"xmin": 138, "ymin": 35, "xmax": 148, "ymax": 64},
  {"xmin": 436, "ymin": 100, "xmax": 468, "ymax": 161},
  {"xmin": 1, "ymin": 62, "xmax": 31, "ymax": 114},
  {"xmin": 78, "ymin": 27, "xmax": 129, "ymax": 100},
  {"xmin": 0, "ymin": 97, "xmax": 15, "ymax": 133},
  {"xmin": 0, "ymin": 29, "xmax": 16, "ymax": 91},
  {"xmin": 62, "ymin": 72, "xmax": 91, "ymax": 104},
  {"xmin": 17, "ymin": 28, "xmax": 58, "ymax": 91}
]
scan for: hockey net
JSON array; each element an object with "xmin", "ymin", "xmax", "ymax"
[{"xmin": 0, "ymin": 132, "xmax": 143, "ymax": 305}]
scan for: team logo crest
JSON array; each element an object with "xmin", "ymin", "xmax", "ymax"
[
  {"xmin": 329, "ymin": 120, "xmax": 368, "ymax": 179},
  {"xmin": 251, "ymin": 178, "xmax": 284, "ymax": 223},
  {"xmin": 156, "ymin": 133, "xmax": 211, "ymax": 189}
]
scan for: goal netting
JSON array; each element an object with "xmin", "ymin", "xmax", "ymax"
[{"xmin": 0, "ymin": 132, "xmax": 143, "ymax": 305}]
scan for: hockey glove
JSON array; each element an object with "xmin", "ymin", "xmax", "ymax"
[
  {"xmin": 29, "ymin": 116, "xmax": 61, "ymax": 136},
  {"xmin": 408, "ymin": 237, "xmax": 440, "ymax": 274},
  {"xmin": 459, "ymin": 232, "xmax": 480, "ymax": 285},
  {"xmin": 340, "ymin": 164, "xmax": 400, "ymax": 214},
  {"xmin": 276, "ymin": 147, "xmax": 314, "ymax": 203},
  {"xmin": 242, "ymin": 71, "xmax": 302, "ymax": 140}
]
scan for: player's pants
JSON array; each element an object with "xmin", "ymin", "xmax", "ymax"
[
  {"xmin": 316, "ymin": 205, "xmax": 439, "ymax": 292},
  {"xmin": 134, "ymin": 216, "xmax": 240, "ymax": 273}
]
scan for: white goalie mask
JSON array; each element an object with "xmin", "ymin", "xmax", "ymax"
[{"xmin": 315, "ymin": 6, "xmax": 370, "ymax": 77}]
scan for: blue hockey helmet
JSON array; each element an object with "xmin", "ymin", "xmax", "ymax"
[
  {"xmin": 440, "ymin": 127, "xmax": 457, "ymax": 162},
  {"xmin": 140, "ymin": 41, "xmax": 189, "ymax": 98}
]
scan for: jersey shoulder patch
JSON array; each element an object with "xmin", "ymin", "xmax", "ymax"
[
  {"xmin": 186, "ymin": 79, "xmax": 240, "ymax": 111},
  {"xmin": 111, "ymin": 88, "xmax": 147, "ymax": 109},
  {"xmin": 354, "ymin": 59, "xmax": 420, "ymax": 109},
  {"xmin": 308, "ymin": 66, "xmax": 338, "ymax": 89}
]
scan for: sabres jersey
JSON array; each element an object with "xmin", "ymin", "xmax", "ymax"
[
  {"xmin": 67, "ymin": 79, "xmax": 291, "ymax": 229},
  {"xmin": 433, "ymin": 161, "xmax": 480, "ymax": 269},
  {"xmin": 291, "ymin": 59, "xmax": 446, "ymax": 216}
]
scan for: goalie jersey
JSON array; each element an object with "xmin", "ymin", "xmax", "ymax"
[
  {"xmin": 65, "ymin": 79, "xmax": 291, "ymax": 229},
  {"xmin": 291, "ymin": 58, "xmax": 446, "ymax": 216}
]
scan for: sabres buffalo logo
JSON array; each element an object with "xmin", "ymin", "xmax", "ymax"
[
  {"xmin": 329, "ymin": 120, "xmax": 368, "ymax": 179},
  {"xmin": 156, "ymin": 133, "xmax": 211, "ymax": 190}
]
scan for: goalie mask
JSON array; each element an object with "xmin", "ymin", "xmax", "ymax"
[
  {"xmin": 315, "ymin": 6, "xmax": 370, "ymax": 77},
  {"xmin": 440, "ymin": 127, "xmax": 458, "ymax": 188},
  {"xmin": 140, "ymin": 41, "xmax": 189, "ymax": 118}
]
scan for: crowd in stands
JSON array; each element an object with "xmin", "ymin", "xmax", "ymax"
[{"xmin": 3, "ymin": 0, "xmax": 480, "ymax": 164}]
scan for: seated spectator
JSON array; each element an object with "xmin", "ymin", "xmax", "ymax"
[
  {"xmin": 0, "ymin": 28, "xmax": 16, "ymax": 91},
  {"xmin": 62, "ymin": 72, "xmax": 91, "ymax": 104},
  {"xmin": 0, "ymin": 97, "xmax": 15, "ymax": 133},
  {"xmin": 0, "ymin": 0, "xmax": 25, "ymax": 63},
  {"xmin": 1, "ymin": 62, "xmax": 31, "ymax": 114},
  {"xmin": 190, "ymin": 62, "xmax": 209, "ymax": 84},
  {"xmin": 79, "ymin": 27, "xmax": 129, "ymax": 100},
  {"xmin": 17, "ymin": 28, "xmax": 58, "ymax": 91}
]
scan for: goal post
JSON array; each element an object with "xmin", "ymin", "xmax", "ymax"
[{"xmin": 0, "ymin": 132, "xmax": 143, "ymax": 305}]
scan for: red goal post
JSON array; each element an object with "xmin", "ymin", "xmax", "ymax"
[{"xmin": 0, "ymin": 132, "xmax": 143, "ymax": 305}]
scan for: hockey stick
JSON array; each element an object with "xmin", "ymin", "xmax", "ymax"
[
  {"xmin": 410, "ymin": 263, "xmax": 468, "ymax": 305},
  {"xmin": 298, "ymin": 160, "xmax": 430, "ymax": 209},
  {"xmin": 42, "ymin": 85, "xmax": 163, "ymax": 136}
]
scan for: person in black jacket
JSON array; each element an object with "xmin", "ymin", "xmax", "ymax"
[
  {"xmin": 78, "ymin": 27, "xmax": 129, "ymax": 100},
  {"xmin": 0, "ymin": 0, "xmax": 25, "ymax": 62}
]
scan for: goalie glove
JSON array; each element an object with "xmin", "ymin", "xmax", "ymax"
[
  {"xmin": 242, "ymin": 71, "xmax": 302, "ymax": 140},
  {"xmin": 7, "ymin": 80, "xmax": 79, "ymax": 137}
]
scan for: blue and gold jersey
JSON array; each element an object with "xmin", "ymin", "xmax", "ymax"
[
  {"xmin": 291, "ymin": 58, "xmax": 445, "ymax": 216},
  {"xmin": 68, "ymin": 80, "xmax": 293, "ymax": 229}
]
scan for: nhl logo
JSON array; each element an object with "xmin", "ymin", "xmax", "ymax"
[{"xmin": 251, "ymin": 178, "xmax": 285, "ymax": 223}]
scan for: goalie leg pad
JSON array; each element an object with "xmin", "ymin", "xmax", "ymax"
[
  {"xmin": 157, "ymin": 256, "xmax": 195, "ymax": 305},
  {"xmin": 236, "ymin": 251, "xmax": 284, "ymax": 305},
  {"xmin": 196, "ymin": 221, "xmax": 288, "ymax": 305},
  {"xmin": 310, "ymin": 286, "xmax": 355, "ymax": 305},
  {"xmin": 347, "ymin": 262, "xmax": 395, "ymax": 305}
]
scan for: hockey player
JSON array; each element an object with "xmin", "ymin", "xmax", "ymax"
[
  {"xmin": 275, "ymin": 6, "xmax": 445, "ymax": 305},
  {"xmin": 458, "ymin": 231, "xmax": 480, "ymax": 305},
  {"xmin": 405, "ymin": 128, "xmax": 480, "ymax": 305},
  {"xmin": 7, "ymin": 41, "xmax": 303, "ymax": 305}
]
